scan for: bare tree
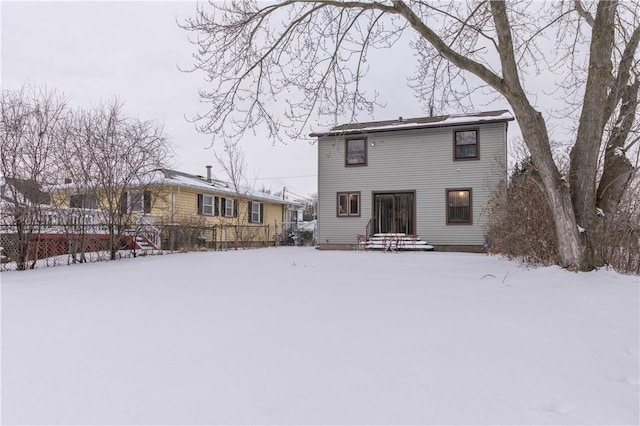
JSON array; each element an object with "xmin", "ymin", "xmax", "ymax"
[
  {"xmin": 182, "ymin": 1, "xmax": 640, "ymax": 271},
  {"xmin": 214, "ymin": 138, "xmax": 263, "ymax": 248},
  {"xmin": 605, "ymin": 174, "xmax": 640, "ymax": 274},
  {"xmin": 0, "ymin": 86, "xmax": 68, "ymax": 270},
  {"xmin": 59, "ymin": 100, "xmax": 171, "ymax": 260},
  {"xmin": 215, "ymin": 138, "xmax": 247, "ymax": 194},
  {"xmin": 301, "ymin": 192, "xmax": 318, "ymax": 221}
]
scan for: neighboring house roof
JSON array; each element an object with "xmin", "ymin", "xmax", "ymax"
[
  {"xmin": 45, "ymin": 169, "xmax": 303, "ymax": 207},
  {"xmin": 156, "ymin": 168, "xmax": 302, "ymax": 207},
  {"xmin": 309, "ymin": 110, "xmax": 514, "ymax": 137},
  {"xmin": 0, "ymin": 177, "xmax": 51, "ymax": 206}
]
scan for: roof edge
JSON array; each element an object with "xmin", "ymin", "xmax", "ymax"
[{"xmin": 310, "ymin": 110, "xmax": 514, "ymax": 138}]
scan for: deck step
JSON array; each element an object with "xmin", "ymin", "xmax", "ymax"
[
  {"xmin": 358, "ymin": 233, "xmax": 434, "ymax": 251},
  {"xmin": 124, "ymin": 231, "xmax": 159, "ymax": 251}
]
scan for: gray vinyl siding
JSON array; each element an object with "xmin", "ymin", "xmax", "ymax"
[{"xmin": 317, "ymin": 122, "xmax": 507, "ymax": 246}]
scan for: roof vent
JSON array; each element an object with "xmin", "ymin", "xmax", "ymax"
[
  {"xmin": 398, "ymin": 116, "xmax": 404, "ymax": 123},
  {"xmin": 206, "ymin": 165, "xmax": 212, "ymax": 183}
]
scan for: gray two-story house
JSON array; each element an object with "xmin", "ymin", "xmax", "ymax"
[{"xmin": 312, "ymin": 110, "xmax": 514, "ymax": 251}]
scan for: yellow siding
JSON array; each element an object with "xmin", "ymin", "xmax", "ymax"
[
  {"xmin": 51, "ymin": 183, "xmax": 289, "ymax": 244},
  {"xmin": 49, "ymin": 191, "xmax": 67, "ymax": 207},
  {"xmin": 152, "ymin": 184, "xmax": 286, "ymax": 243},
  {"xmin": 263, "ymin": 202, "xmax": 284, "ymax": 227}
]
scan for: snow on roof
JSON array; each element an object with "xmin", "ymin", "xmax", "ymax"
[
  {"xmin": 309, "ymin": 110, "xmax": 514, "ymax": 137},
  {"xmin": 1, "ymin": 177, "xmax": 51, "ymax": 205},
  {"xmin": 46, "ymin": 168, "xmax": 302, "ymax": 207},
  {"xmin": 159, "ymin": 168, "xmax": 301, "ymax": 206}
]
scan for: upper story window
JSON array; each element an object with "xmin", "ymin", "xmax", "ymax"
[
  {"xmin": 345, "ymin": 138, "xmax": 367, "ymax": 166},
  {"xmin": 454, "ymin": 129, "xmax": 479, "ymax": 160},
  {"xmin": 337, "ymin": 192, "xmax": 360, "ymax": 217},
  {"xmin": 446, "ymin": 189, "xmax": 472, "ymax": 224}
]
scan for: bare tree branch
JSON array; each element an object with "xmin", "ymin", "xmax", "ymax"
[
  {"xmin": 574, "ymin": 0, "xmax": 595, "ymax": 26},
  {"xmin": 182, "ymin": 0, "xmax": 640, "ymax": 271},
  {"xmin": 391, "ymin": 0, "xmax": 507, "ymax": 94}
]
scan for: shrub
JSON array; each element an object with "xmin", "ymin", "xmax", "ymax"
[{"xmin": 485, "ymin": 158, "xmax": 559, "ymax": 265}]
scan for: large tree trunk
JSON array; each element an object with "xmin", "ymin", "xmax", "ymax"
[
  {"xmin": 488, "ymin": 1, "xmax": 585, "ymax": 269},
  {"xmin": 569, "ymin": 1, "xmax": 617, "ymax": 269},
  {"xmin": 400, "ymin": 0, "xmax": 586, "ymax": 269},
  {"xmin": 382, "ymin": 1, "xmax": 628, "ymax": 270},
  {"xmin": 15, "ymin": 218, "xmax": 28, "ymax": 271},
  {"xmin": 511, "ymin": 104, "xmax": 584, "ymax": 270},
  {"xmin": 597, "ymin": 80, "xmax": 638, "ymax": 231},
  {"xmin": 109, "ymin": 223, "xmax": 117, "ymax": 261}
]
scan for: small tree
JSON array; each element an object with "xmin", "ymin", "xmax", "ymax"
[
  {"xmin": 605, "ymin": 176, "xmax": 640, "ymax": 274},
  {"xmin": 486, "ymin": 158, "xmax": 559, "ymax": 265},
  {"xmin": 0, "ymin": 86, "xmax": 67, "ymax": 269},
  {"xmin": 301, "ymin": 193, "xmax": 318, "ymax": 221},
  {"xmin": 214, "ymin": 138, "xmax": 264, "ymax": 248},
  {"xmin": 60, "ymin": 100, "xmax": 171, "ymax": 260},
  {"xmin": 163, "ymin": 215, "xmax": 209, "ymax": 252}
]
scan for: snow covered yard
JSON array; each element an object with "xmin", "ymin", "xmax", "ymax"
[{"xmin": 1, "ymin": 247, "xmax": 638, "ymax": 425}]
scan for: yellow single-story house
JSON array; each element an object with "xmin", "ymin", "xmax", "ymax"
[{"xmin": 50, "ymin": 168, "xmax": 303, "ymax": 250}]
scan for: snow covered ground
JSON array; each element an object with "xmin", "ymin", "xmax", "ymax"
[{"xmin": 1, "ymin": 247, "xmax": 638, "ymax": 425}]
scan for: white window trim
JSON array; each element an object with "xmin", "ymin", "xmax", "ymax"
[
  {"xmin": 251, "ymin": 201, "xmax": 262, "ymax": 223},
  {"xmin": 202, "ymin": 194, "xmax": 214, "ymax": 215},
  {"xmin": 224, "ymin": 198, "xmax": 235, "ymax": 217}
]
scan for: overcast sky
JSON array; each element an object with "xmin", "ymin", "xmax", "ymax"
[
  {"xmin": 1, "ymin": 1, "xmax": 519, "ymax": 198},
  {"xmin": 1, "ymin": 1, "xmax": 419, "ymax": 198}
]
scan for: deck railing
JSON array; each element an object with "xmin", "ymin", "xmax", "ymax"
[{"xmin": 365, "ymin": 218, "xmax": 372, "ymax": 237}]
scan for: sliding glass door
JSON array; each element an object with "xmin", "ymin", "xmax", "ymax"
[{"xmin": 373, "ymin": 192, "xmax": 415, "ymax": 235}]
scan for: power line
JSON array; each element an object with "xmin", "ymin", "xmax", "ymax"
[
  {"xmin": 251, "ymin": 174, "xmax": 317, "ymax": 180},
  {"xmin": 286, "ymin": 189, "xmax": 316, "ymax": 201}
]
